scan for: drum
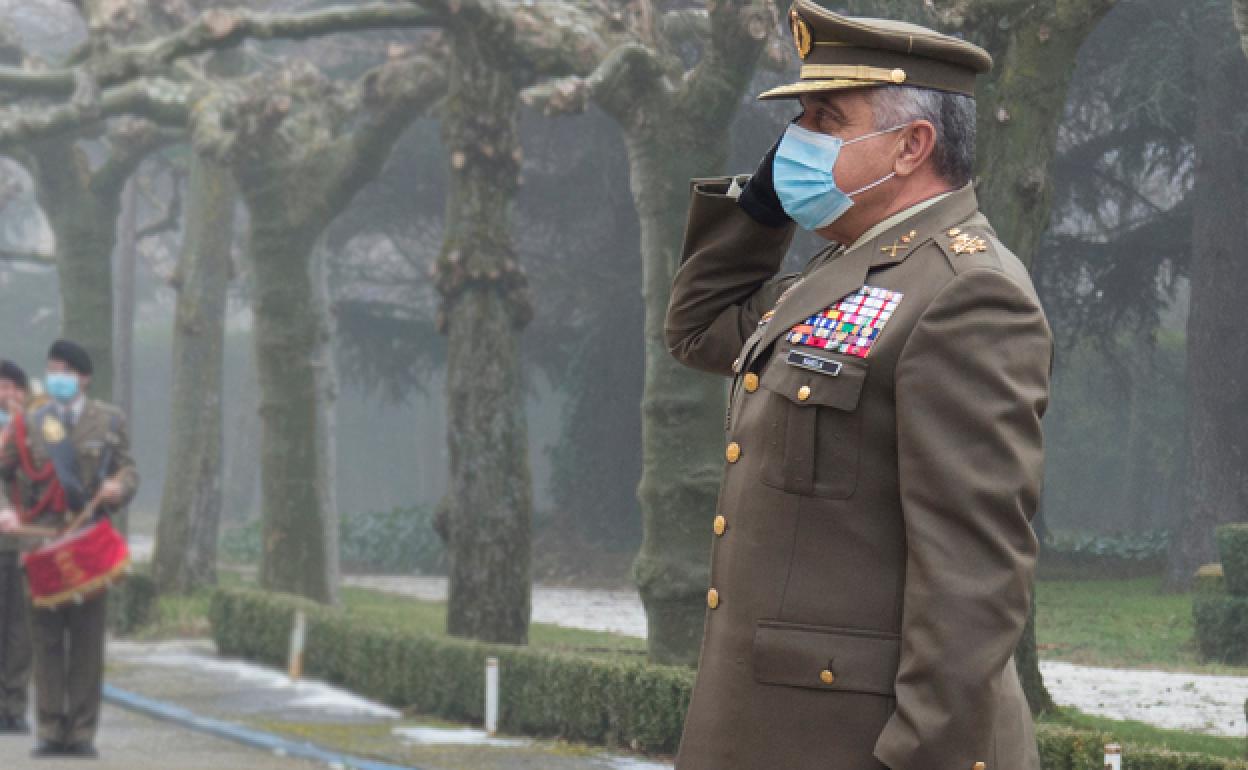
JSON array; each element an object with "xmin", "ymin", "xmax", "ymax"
[{"xmin": 22, "ymin": 519, "xmax": 130, "ymax": 609}]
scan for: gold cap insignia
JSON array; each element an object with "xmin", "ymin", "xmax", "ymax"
[
  {"xmin": 42, "ymin": 416, "xmax": 66, "ymax": 444},
  {"xmin": 790, "ymin": 11, "xmax": 812, "ymax": 60}
]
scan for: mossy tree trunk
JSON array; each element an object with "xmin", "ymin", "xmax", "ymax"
[
  {"xmin": 152, "ymin": 154, "xmax": 235, "ymax": 594},
  {"xmin": 1165, "ymin": 2, "xmax": 1248, "ymax": 589},
  {"xmin": 188, "ymin": 57, "xmax": 445, "ymax": 604},
  {"xmin": 572, "ymin": 0, "xmax": 775, "ymax": 665},
  {"xmin": 434, "ymin": 36, "xmax": 535, "ymax": 646}
]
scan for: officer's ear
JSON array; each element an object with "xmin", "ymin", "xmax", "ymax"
[{"xmin": 894, "ymin": 120, "xmax": 938, "ymax": 178}]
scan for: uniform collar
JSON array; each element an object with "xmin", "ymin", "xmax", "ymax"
[{"xmin": 846, "ymin": 190, "xmax": 954, "ymax": 253}]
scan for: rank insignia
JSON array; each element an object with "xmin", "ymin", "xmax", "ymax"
[
  {"xmin": 951, "ymin": 232, "xmax": 988, "ymax": 255},
  {"xmin": 786, "ymin": 285, "xmax": 903, "ymax": 359},
  {"xmin": 42, "ymin": 416, "xmax": 66, "ymax": 444}
]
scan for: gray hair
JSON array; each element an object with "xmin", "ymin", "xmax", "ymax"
[{"xmin": 866, "ymin": 86, "xmax": 977, "ymax": 187}]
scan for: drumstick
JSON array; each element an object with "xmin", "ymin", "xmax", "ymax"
[
  {"xmin": 62, "ymin": 491, "xmax": 105, "ymax": 536},
  {"xmin": 8, "ymin": 491, "xmax": 105, "ymax": 541}
]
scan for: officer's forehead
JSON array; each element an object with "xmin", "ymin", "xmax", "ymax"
[{"xmin": 798, "ymin": 90, "xmax": 871, "ymax": 115}]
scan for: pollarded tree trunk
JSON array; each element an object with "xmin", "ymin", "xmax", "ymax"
[
  {"xmin": 24, "ymin": 141, "xmax": 123, "ymax": 402},
  {"xmin": 628, "ymin": 128, "xmax": 738, "ymax": 666},
  {"xmin": 152, "ymin": 154, "xmax": 235, "ymax": 594},
  {"xmin": 248, "ymin": 207, "xmax": 341, "ymax": 604},
  {"xmin": 582, "ymin": 0, "xmax": 774, "ymax": 665},
  {"xmin": 435, "ymin": 39, "xmax": 534, "ymax": 645},
  {"xmin": 1165, "ymin": 2, "xmax": 1248, "ymax": 589}
]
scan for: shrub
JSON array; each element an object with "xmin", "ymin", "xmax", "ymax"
[
  {"xmin": 1193, "ymin": 594, "xmax": 1248, "ymax": 665},
  {"xmin": 210, "ymin": 588, "xmax": 1248, "ymax": 768},
  {"xmin": 219, "ymin": 505, "xmax": 446, "ymax": 575},
  {"xmin": 1215, "ymin": 524, "xmax": 1248, "ymax": 597},
  {"xmin": 1040, "ymin": 531, "xmax": 1170, "ymax": 580}
]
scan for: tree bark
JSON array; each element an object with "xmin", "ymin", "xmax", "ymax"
[
  {"xmin": 1165, "ymin": 2, "xmax": 1248, "ymax": 589},
  {"xmin": 24, "ymin": 141, "xmax": 124, "ymax": 402},
  {"xmin": 152, "ymin": 154, "xmax": 234, "ymax": 594},
  {"xmin": 577, "ymin": 0, "xmax": 772, "ymax": 665},
  {"xmin": 435, "ymin": 37, "xmax": 534, "ymax": 645},
  {"xmin": 1235, "ymin": 0, "xmax": 1248, "ymax": 60}
]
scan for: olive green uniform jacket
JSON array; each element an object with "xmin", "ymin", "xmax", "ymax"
[{"xmin": 665, "ymin": 179, "xmax": 1051, "ymax": 770}]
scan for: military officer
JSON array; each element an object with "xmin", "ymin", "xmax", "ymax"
[
  {"xmin": 0, "ymin": 339, "xmax": 139, "ymax": 759},
  {"xmin": 0, "ymin": 360, "xmax": 31, "ymax": 735},
  {"xmin": 665, "ymin": 4, "xmax": 1052, "ymax": 770}
]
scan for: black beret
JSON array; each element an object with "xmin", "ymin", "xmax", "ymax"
[
  {"xmin": 47, "ymin": 339, "xmax": 93, "ymax": 377},
  {"xmin": 0, "ymin": 360, "xmax": 28, "ymax": 390}
]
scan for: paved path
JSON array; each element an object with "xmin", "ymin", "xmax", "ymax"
[
  {"xmin": 345, "ymin": 575, "xmax": 1248, "ymax": 738},
  {"xmin": 107, "ymin": 640, "xmax": 673, "ymax": 770},
  {"xmin": 0, "ymin": 701, "xmax": 326, "ymax": 770}
]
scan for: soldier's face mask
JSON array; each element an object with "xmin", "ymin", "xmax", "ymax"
[
  {"xmin": 45, "ymin": 372, "xmax": 79, "ymax": 404},
  {"xmin": 773, "ymin": 122, "xmax": 905, "ymax": 231}
]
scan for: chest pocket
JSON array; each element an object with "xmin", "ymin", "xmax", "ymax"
[{"xmin": 758, "ymin": 352, "xmax": 866, "ymax": 499}]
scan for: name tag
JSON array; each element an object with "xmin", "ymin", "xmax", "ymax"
[{"xmin": 786, "ymin": 350, "xmax": 842, "ymax": 377}]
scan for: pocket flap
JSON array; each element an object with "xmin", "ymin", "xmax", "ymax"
[
  {"xmin": 753, "ymin": 620, "xmax": 900, "ymax": 695},
  {"xmin": 760, "ymin": 351, "xmax": 866, "ymax": 411}
]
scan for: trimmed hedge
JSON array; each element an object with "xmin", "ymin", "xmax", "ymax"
[
  {"xmin": 1194, "ymin": 593, "xmax": 1248, "ymax": 665},
  {"xmin": 210, "ymin": 588, "xmax": 1248, "ymax": 768},
  {"xmin": 1195, "ymin": 564, "xmax": 1226, "ymax": 596},
  {"xmin": 1216, "ymin": 524, "xmax": 1248, "ymax": 597},
  {"xmin": 108, "ymin": 568, "xmax": 157, "ymax": 636}
]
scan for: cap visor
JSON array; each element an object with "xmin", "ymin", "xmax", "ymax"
[{"xmin": 757, "ymin": 79, "xmax": 880, "ymax": 100}]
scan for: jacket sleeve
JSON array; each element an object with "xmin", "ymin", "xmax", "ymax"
[
  {"xmin": 874, "ymin": 268, "xmax": 1051, "ymax": 770},
  {"xmin": 665, "ymin": 176, "xmax": 798, "ymax": 376},
  {"xmin": 107, "ymin": 412, "xmax": 140, "ymax": 509}
]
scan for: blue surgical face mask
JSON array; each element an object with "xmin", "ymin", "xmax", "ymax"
[
  {"xmin": 773, "ymin": 122, "xmax": 906, "ymax": 231},
  {"xmin": 0, "ymin": 409, "xmax": 9, "ymax": 428},
  {"xmin": 45, "ymin": 372, "xmax": 80, "ymax": 404}
]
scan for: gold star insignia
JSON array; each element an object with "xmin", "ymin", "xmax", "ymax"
[{"xmin": 951, "ymin": 233, "xmax": 988, "ymax": 255}]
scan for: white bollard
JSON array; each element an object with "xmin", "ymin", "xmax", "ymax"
[
  {"xmin": 288, "ymin": 610, "xmax": 307, "ymax": 681},
  {"xmin": 1103, "ymin": 742, "xmax": 1122, "ymax": 770},
  {"xmin": 485, "ymin": 656, "xmax": 500, "ymax": 735}
]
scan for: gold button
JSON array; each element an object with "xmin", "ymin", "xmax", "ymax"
[
  {"xmin": 707, "ymin": 588, "xmax": 719, "ymax": 609},
  {"xmin": 725, "ymin": 442, "xmax": 741, "ymax": 463},
  {"xmin": 713, "ymin": 515, "xmax": 726, "ymax": 536},
  {"xmin": 797, "ymin": 385, "xmax": 812, "ymax": 402},
  {"xmin": 743, "ymin": 373, "xmax": 759, "ymax": 393},
  {"xmin": 890, "ymin": 68, "xmax": 907, "ymax": 84},
  {"xmin": 820, "ymin": 669, "xmax": 835, "ymax": 685},
  {"xmin": 947, "ymin": 227, "xmax": 962, "ymax": 237},
  {"xmin": 972, "ymin": 764, "xmax": 986, "ymax": 770}
]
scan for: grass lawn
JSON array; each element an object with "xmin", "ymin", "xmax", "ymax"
[
  {"xmin": 1041, "ymin": 708, "xmax": 1246, "ymax": 760},
  {"xmin": 1035, "ymin": 576, "xmax": 1248, "ymax": 676},
  {"xmin": 139, "ymin": 572, "xmax": 1248, "ymax": 761}
]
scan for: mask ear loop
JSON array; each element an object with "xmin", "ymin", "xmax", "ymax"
[{"xmin": 842, "ymin": 123, "xmax": 909, "ymax": 197}]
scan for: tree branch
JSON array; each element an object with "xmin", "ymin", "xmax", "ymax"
[
  {"xmin": 523, "ymin": 43, "xmax": 668, "ymax": 123},
  {"xmin": 0, "ymin": 246, "xmax": 55, "ymax": 267},
  {"xmin": 0, "ymin": 78, "xmax": 191, "ymax": 152},
  {"xmin": 0, "ymin": 3, "xmax": 446, "ymax": 98}
]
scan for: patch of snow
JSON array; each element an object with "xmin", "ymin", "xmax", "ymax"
[
  {"xmin": 110, "ymin": 640, "xmax": 399, "ymax": 720},
  {"xmin": 1041, "ymin": 661, "xmax": 1248, "ymax": 737},
  {"xmin": 597, "ymin": 757, "xmax": 674, "ymax": 770},
  {"xmin": 344, "ymin": 576, "xmax": 649, "ymax": 638},
  {"xmin": 393, "ymin": 726, "xmax": 531, "ymax": 748}
]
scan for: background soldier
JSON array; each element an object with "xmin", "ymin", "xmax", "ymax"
[
  {"xmin": 0, "ymin": 360, "xmax": 31, "ymax": 735},
  {"xmin": 0, "ymin": 340, "xmax": 138, "ymax": 759},
  {"xmin": 665, "ymin": 3, "xmax": 1052, "ymax": 769}
]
